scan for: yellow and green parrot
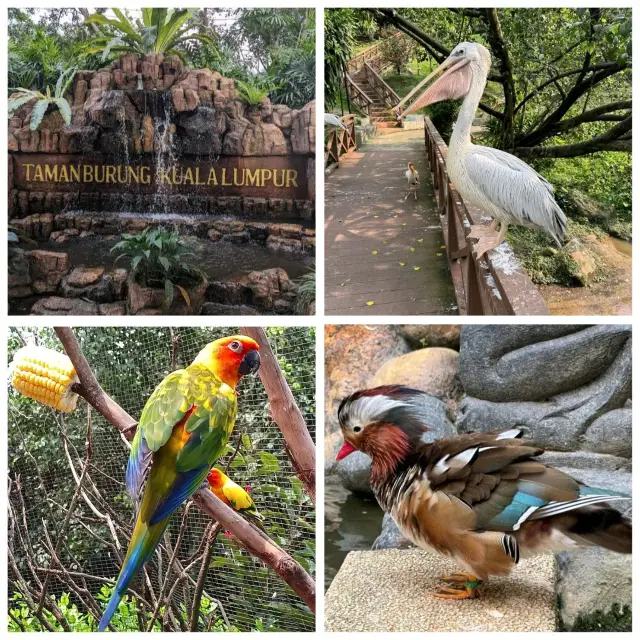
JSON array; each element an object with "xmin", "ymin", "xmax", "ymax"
[
  {"xmin": 207, "ymin": 467, "xmax": 265, "ymax": 531},
  {"xmin": 98, "ymin": 335, "xmax": 260, "ymax": 631}
]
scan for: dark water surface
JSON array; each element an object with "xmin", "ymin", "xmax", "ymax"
[{"xmin": 324, "ymin": 480, "xmax": 384, "ymax": 590}]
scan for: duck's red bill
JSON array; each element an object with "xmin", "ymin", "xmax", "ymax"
[{"xmin": 336, "ymin": 440, "xmax": 356, "ymax": 461}]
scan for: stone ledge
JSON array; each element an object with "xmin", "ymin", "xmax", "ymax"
[{"xmin": 325, "ymin": 549, "xmax": 556, "ymax": 632}]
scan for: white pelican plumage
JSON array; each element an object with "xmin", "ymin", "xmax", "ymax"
[{"xmin": 402, "ymin": 42, "xmax": 567, "ymax": 259}]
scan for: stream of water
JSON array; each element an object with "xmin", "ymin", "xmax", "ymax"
[{"xmin": 324, "ymin": 480, "xmax": 384, "ymax": 590}]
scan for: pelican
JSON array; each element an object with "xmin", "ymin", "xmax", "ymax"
[
  {"xmin": 324, "ymin": 113, "xmax": 348, "ymax": 130},
  {"xmin": 402, "ymin": 43, "xmax": 566, "ymax": 259}
]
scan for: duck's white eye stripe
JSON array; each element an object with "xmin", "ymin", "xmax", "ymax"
[{"xmin": 347, "ymin": 396, "xmax": 407, "ymax": 427}]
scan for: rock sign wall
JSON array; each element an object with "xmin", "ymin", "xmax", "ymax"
[{"xmin": 8, "ymin": 53, "xmax": 315, "ymax": 221}]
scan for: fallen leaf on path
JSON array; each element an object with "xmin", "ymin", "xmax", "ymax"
[
  {"xmin": 436, "ymin": 253, "xmax": 443, "ymax": 256},
  {"xmin": 413, "ymin": 267, "xmax": 421, "ymax": 271},
  {"xmin": 399, "ymin": 262, "xmax": 405, "ymax": 266},
  {"xmin": 409, "ymin": 247, "xmax": 415, "ymax": 252},
  {"xmin": 417, "ymin": 238, "xmax": 424, "ymax": 243},
  {"xmin": 372, "ymin": 250, "xmax": 378, "ymax": 255},
  {"xmin": 366, "ymin": 301, "xmax": 375, "ymax": 306}
]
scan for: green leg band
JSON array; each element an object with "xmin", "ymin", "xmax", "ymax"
[{"xmin": 466, "ymin": 579, "xmax": 480, "ymax": 589}]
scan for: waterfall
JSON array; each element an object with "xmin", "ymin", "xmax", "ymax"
[{"xmin": 152, "ymin": 92, "xmax": 177, "ymax": 213}]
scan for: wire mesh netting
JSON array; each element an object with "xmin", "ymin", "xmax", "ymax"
[{"xmin": 8, "ymin": 326, "xmax": 316, "ymax": 632}]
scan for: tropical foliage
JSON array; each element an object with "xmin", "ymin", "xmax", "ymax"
[
  {"xmin": 8, "ymin": 8, "xmax": 314, "ymax": 110},
  {"xmin": 83, "ymin": 8, "xmax": 213, "ymax": 61},
  {"xmin": 8, "ymin": 67, "xmax": 75, "ymax": 130},
  {"xmin": 111, "ymin": 227, "xmax": 202, "ymax": 310}
]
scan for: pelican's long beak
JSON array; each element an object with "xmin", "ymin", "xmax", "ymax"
[{"xmin": 402, "ymin": 56, "xmax": 471, "ymax": 118}]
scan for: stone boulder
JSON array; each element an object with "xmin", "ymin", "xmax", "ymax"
[
  {"xmin": 457, "ymin": 325, "xmax": 632, "ymax": 451},
  {"xmin": 291, "ymin": 100, "xmax": 315, "ymax": 154},
  {"xmin": 372, "ymin": 514, "xmax": 415, "ymax": 550},
  {"xmin": 200, "ymin": 302, "xmax": 260, "ymax": 315},
  {"xmin": 372, "ymin": 347, "xmax": 462, "ymax": 414},
  {"xmin": 567, "ymin": 189, "xmax": 613, "ymax": 221},
  {"xmin": 563, "ymin": 238, "xmax": 597, "ymax": 286},
  {"xmin": 557, "ymin": 548, "xmax": 631, "ymax": 630},
  {"xmin": 8, "ymin": 249, "xmax": 32, "ymax": 298},
  {"xmin": 28, "ymin": 250, "xmax": 69, "ymax": 294},
  {"xmin": 244, "ymin": 268, "xmax": 297, "ymax": 313},
  {"xmin": 30, "ymin": 296, "xmax": 98, "ymax": 315},
  {"xmin": 175, "ymin": 108, "xmax": 222, "ymax": 155},
  {"xmin": 399, "ymin": 325, "xmax": 461, "ymax": 350},
  {"xmin": 88, "ymin": 90, "xmax": 138, "ymax": 130},
  {"xmin": 128, "ymin": 274, "xmax": 207, "ymax": 315}
]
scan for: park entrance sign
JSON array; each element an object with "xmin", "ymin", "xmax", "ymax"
[
  {"xmin": 13, "ymin": 155, "xmax": 308, "ymax": 199},
  {"xmin": 8, "ymin": 53, "xmax": 315, "ymax": 218}
]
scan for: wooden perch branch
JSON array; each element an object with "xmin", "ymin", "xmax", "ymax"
[
  {"xmin": 241, "ymin": 327, "xmax": 316, "ymax": 504},
  {"xmin": 52, "ymin": 327, "xmax": 316, "ymax": 614}
]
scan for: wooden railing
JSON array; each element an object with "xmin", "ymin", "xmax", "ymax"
[
  {"xmin": 345, "ymin": 75, "xmax": 373, "ymax": 118},
  {"xmin": 364, "ymin": 62, "xmax": 401, "ymax": 109},
  {"xmin": 325, "ymin": 114, "xmax": 357, "ymax": 174},
  {"xmin": 424, "ymin": 118, "xmax": 549, "ymax": 315}
]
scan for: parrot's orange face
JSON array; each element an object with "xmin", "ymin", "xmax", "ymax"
[
  {"xmin": 194, "ymin": 335, "xmax": 260, "ymax": 388},
  {"xmin": 207, "ymin": 468, "xmax": 224, "ymax": 488}
]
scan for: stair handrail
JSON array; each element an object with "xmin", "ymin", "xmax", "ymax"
[
  {"xmin": 364, "ymin": 61, "xmax": 401, "ymax": 108},
  {"xmin": 345, "ymin": 74, "xmax": 374, "ymax": 118}
]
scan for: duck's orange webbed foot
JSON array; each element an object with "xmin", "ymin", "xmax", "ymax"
[{"xmin": 433, "ymin": 573, "xmax": 481, "ymax": 600}]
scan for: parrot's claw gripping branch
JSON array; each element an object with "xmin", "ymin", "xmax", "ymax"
[{"xmin": 52, "ymin": 327, "xmax": 316, "ymax": 617}]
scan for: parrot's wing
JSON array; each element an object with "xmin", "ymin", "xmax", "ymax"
[
  {"xmin": 126, "ymin": 369, "xmax": 191, "ymax": 501},
  {"xmin": 223, "ymin": 482, "xmax": 255, "ymax": 512}
]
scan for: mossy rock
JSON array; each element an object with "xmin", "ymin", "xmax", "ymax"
[{"xmin": 563, "ymin": 604, "xmax": 631, "ymax": 632}]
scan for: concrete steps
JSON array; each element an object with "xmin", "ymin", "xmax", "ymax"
[{"xmin": 325, "ymin": 549, "xmax": 556, "ymax": 632}]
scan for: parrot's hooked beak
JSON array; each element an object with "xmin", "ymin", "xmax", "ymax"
[
  {"xmin": 239, "ymin": 349, "xmax": 261, "ymax": 375},
  {"xmin": 336, "ymin": 440, "xmax": 356, "ymax": 461}
]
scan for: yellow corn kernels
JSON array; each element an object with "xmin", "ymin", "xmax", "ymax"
[{"xmin": 10, "ymin": 346, "xmax": 79, "ymax": 412}]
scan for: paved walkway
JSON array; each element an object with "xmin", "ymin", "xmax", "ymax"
[
  {"xmin": 325, "ymin": 129, "xmax": 457, "ymax": 315},
  {"xmin": 325, "ymin": 549, "xmax": 556, "ymax": 632}
]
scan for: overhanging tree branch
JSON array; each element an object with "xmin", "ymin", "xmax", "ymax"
[
  {"xmin": 515, "ymin": 117, "xmax": 632, "ymax": 158},
  {"xmin": 52, "ymin": 327, "xmax": 316, "ymax": 614},
  {"xmin": 241, "ymin": 327, "xmax": 316, "ymax": 504},
  {"xmin": 483, "ymin": 9, "xmax": 516, "ymax": 147},
  {"xmin": 548, "ymin": 100, "xmax": 632, "ymax": 133}
]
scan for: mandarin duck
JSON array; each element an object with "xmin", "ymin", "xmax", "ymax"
[{"xmin": 336, "ymin": 386, "xmax": 631, "ymax": 599}]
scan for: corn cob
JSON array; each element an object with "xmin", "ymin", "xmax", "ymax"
[{"xmin": 10, "ymin": 346, "xmax": 79, "ymax": 412}]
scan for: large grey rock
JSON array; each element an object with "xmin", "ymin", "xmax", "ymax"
[
  {"xmin": 372, "ymin": 513, "xmax": 414, "ymax": 550},
  {"xmin": 539, "ymin": 450, "xmax": 631, "ymax": 473},
  {"xmin": 335, "ymin": 451, "xmax": 373, "ymax": 495},
  {"xmin": 581, "ymin": 408, "xmax": 631, "ymax": 457},
  {"xmin": 456, "ymin": 329, "xmax": 632, "ymax": 451},
  {"xmin": 556, "ymin": 548, "xmax": 631, "ymax": 630},
  {"xmin": 459, "ymin": 325, "xmax": 631, "ymax": 402},
  {"xmin": 399, "ymin": 325, "xmax": 461, "ymax": 349}
]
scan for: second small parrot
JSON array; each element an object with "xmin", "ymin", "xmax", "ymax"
[
  {"xmin": 207, "ymin": 467, "xmax": 265, "ymax": 530},
  {"xmin": 97, "ymin": 335, "xmax": 260, "ymax": 631}
]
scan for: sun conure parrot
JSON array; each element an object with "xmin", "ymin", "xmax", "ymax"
[
  {"xmin": 207, "ymin": 467, "xmax": 265, "ymax": 531},
  {"xmin": 97, "ymin": 335, "xmax": 260, "ymax": 631},
  {"xmin": 336, "ymin": 386, "xmax": 632, "ymax": 600}
]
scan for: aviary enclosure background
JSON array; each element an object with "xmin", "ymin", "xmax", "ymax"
[{"xmin": 8, "ymin": 326, "xmax": 316, "ymax": 632}]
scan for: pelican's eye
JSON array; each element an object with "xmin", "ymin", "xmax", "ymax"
[
  {"xmin": 353, "ymin": 426, "xmax": 362, "ymax": 433},
  {"xmin": 456, "ymin": 48, "xmax": 464, "ymax": 56},
  {"xmin": 228, "ymin": 340, "xmax": 243, "ymax": 353}
]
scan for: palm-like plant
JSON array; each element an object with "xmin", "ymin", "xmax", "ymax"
[
  {"xmin": 235, "ymin": 79, "xmax": 278, "ymax": 106},
  {"xmin": 111, "ymin": 227, "xmax": 202, "ymax": 311},
  {"xmin": 84, "ymin": 8, "xmax": 213, "ymax": 62},
  {"xmin": 8, "ymin": 67, "xmax": 75, "ymax": 131}
]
